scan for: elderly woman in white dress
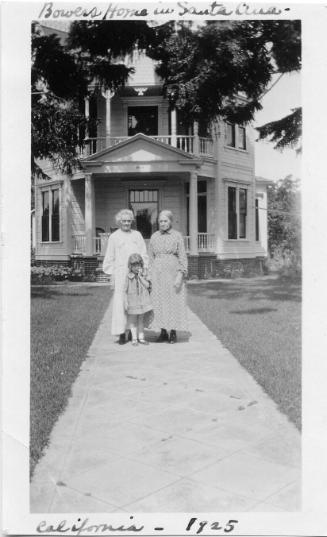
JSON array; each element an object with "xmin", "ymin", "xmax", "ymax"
[{"xmin": 103, "ymin": 209, "xmax": 148, "ymax": 344}]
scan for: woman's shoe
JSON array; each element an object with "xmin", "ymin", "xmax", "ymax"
[
  {"xmin": 156, "ymin": 329, "xmax": 169, "ymax": 342},
  {"xmin": 118, "ymin": 333, "xmax": 126, "ymax": 345},
  {"xmin": 138, "ymin": 339, "xmax": 149, "ymax": 345},
  {"xmin": 169, "ymin": 330, "xmax": 177, "ymax": 344},
  {"xmin": 132, "ymin": 339, "xmax": 139, "ymax": 346}
]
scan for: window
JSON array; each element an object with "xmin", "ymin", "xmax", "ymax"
[
  {"xmin": 128, "ymin": 107, "xmax": 158, "ymax": 136},
  {"xmin": 41, "ymin": 188, "xmax": 60, "ymax": 242},
  {"xmin": 238, "ymin": 126, "xmax": 246, "ymax": 150},
  {"xmin": 227, "ymin": 185, "xmax": 248, "ymax": 240},
  {"xmin": 129, "ymin": 189, "xmax": 159, "ymax": 239},
  {"xmin": 226, "ymin": 123, "xmax": 236, "ymax": 147},
  {"xmin": 226, "ymin": 123, "xmax": 247, "ymax": 150},
  {"xmin": 255, "ymin": 198, "xmax": 260, "ymax": 241},
  {"xmin": 186, "ymin": 180, "xmax": 207, "ymax": 234}
]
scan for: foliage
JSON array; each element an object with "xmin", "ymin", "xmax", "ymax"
[
  {"xmin": 31, "ymin": 264, "xmax": 73, "ymax": 283},
  {"xmin": 267, "ymin": 176, "xmax": 301, "ymax": 263},
  {"xmin": 31, "ymin": 21, "xmax": 161, "ymax": 175},
  {"xmin": 256, "ymin": 107, "xmax": 302, "ymax": 152},
  {"xmin": 148, "ymin": 20, "xmax": 301, "ymax": 129}
]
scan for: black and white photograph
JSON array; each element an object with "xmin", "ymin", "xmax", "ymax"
[{"xmin": 1, "ymin": 1, "xmax": 327, "ymax": 535}]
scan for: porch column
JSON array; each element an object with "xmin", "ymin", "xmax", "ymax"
[
  {"xmin": 171, "ymin": 107, "xmax": 177, "ymax": 148},
  {"xmin": 85, "ymin": 173, "xmax": 95, "ymax": 256},
  {"xmin": 84, "ymin": 96, "xmax": 90, "ymax": 137},
  {"xmin": 103, "ymin": 89, "xmax": 114, "ymax": 147},
  {"xmin": 193, "ymin": 120, "xmax": 200, "ymax": 155},
  {"xmin": 189, "ymin": 171, "xmax": 198, "ymax": 255}
]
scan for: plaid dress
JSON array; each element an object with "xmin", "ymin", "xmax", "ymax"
[{"xmin": 148, "ymin": 229, "xmax": 188, "ymax": 331}]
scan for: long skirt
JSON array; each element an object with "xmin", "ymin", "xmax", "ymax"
[{"xmin": 150, "ymin": 253, "xmax": 188, "ymax": 331}]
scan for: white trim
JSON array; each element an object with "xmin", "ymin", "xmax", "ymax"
[
  {"xmin": 225, "ymin": 181, "xmax": 249, "ymax": 241},
  {"xmin": 40, "ymin": 185, "xmax": 62, "ymax": 243}
]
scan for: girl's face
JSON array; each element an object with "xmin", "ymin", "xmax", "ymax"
[
  {"xmin": 131, "ymin": 262, "xmax": 142, "ymax": 274},
  {"xmin": 159, "ymin": 215, "xmax": 171, "ymax": 232}
]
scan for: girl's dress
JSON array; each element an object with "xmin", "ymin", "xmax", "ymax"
[
  {"xmin": 148, "ymin": 229, "xmax": 188, "ymax": 331},
  {"xmin": 124, "ymin": 272, "xmax": 154, "ymax": 327}
]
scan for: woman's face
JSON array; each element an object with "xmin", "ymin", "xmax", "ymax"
[
  {"xmin": 120, "ymin": 215, "xmax": 133, "ymax": 232},
  {"xmin": 159, "ymin": 215, "xmax": 171, "ymax": 232}
]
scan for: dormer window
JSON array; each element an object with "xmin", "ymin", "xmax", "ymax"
[{"xmin": 128, "ymin": 106, "xmax": 158, "ymax": 136}]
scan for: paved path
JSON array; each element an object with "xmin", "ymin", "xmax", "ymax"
[{"xmin": 31, "ymin": 300, "xmax": 301, "ymax": 513}]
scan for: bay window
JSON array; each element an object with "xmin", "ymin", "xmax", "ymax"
[
  {"xmin": 227, "ymin": 185, "xmax": 248, "ymax": 239},
  {"xmin": 41, "ymin": 187, "xmax": 60, "ymax": 242}
]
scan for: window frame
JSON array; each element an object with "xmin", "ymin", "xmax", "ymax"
[
  {"xmin": 40, "ymin": 186, "xmax": 61, "ymax": 243},
  {"xmin": 127, "ymin": 105, "xmax": 158, "ymax": 137},
  {"xmin": 225, "ymin": 122, "xmax": 247, "ymax": 151},
  {"xmin": 226, "ymin": 183, "xmax": 248, "ymax": 241}
]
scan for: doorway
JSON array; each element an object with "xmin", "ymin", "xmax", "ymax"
[{"xmin": 129, "ymin": 189, "xmax": 159, "ymax": 239}]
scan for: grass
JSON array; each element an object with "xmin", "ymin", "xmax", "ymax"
[
  {"xmin": 30, "ymin": 284, "xmax": 111, "ymax": 477},
  {"xmin": 187, "ymin": 275, "xmax": 301, "ymax": 430}
]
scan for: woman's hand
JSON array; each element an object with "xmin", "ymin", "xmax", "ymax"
[
  {"xmin": 174, "ymin": 271, "xmax": 183, "ymax": 290},
  {"xmin": 109, "ymin": 274, "xmax": 115, "ymax": 289}
]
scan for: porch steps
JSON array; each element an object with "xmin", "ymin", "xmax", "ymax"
[{"xmin": 95, "ymin": 268, "xmax": 110, "ymax": 283}]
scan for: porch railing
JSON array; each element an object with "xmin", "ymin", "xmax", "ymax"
[
  {"xmin": 73, "ymin": 232, "xmax": 215, "ymax": 256},
  {"xmin": 184, "ymin": 233, "xmax": 216, "ymax": 252},
  {"xmin": 80, "ymin": 135, "xmax": 213, "ymax": 158}
]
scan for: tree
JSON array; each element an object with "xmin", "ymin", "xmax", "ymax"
[
  {"xmin": 147, "ymin": 20, "xmax": 301, "ymax": 131},
  {"xmin": 267, "ymin": 176, "xmax": 301, "ymax": 260},
  {"xmin": 256, "ymin": 107, "xmax": 302, "ymax": 152},
  {"xmin": 32, "ymin": 21, "xmax": 165, "ymax": 175}
]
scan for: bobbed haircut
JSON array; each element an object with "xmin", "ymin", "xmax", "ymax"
[
  {"xmin": 115, "ymin": 209, "xmax": 134, "ymax": 226},
  {"xmin": 159, "ymin": 209, "xmax": 173, "ymax": 223},
  {"xmin": 128, "ymin": 253, "xmax": 144, "ymax": 270}
]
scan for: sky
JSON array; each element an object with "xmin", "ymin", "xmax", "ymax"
[{"xmin": 253, "ymin": 71, "xmax": 301, "ymax": 182}]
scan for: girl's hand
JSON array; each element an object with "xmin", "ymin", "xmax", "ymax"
[{"xmin": 174, "ymin": 271, "xmax": 183, "ymax": 290}]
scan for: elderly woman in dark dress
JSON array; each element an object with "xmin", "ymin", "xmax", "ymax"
[{"xmin": 148, "ymin": 210, "xmax": 188, "ymax": 343}]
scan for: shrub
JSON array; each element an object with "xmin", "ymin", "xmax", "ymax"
[{"xmin": 31, "ymin": 265, "xmax": 72, "ymax": 284}]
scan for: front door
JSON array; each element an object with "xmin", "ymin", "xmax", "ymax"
[{"xmin": 129, "ymin": 189, "xmax": 159, "ymax": 239}]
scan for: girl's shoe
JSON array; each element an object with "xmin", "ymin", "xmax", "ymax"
[
  {"xmin": 132, "ymin": 339, "xmax": 139, "ymax": 346},
  {"xmin": 156, "ymin": 329, "xmax": 168, "ymax": 342},
  {"xmin": 138, "ymin": 339, "xmax": 149, "ymax": 345},
  {"xmin": 169, "ymin": 330, "xmax": 177, "ymax": 344}
]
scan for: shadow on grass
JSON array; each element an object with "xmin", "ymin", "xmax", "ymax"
[
  {"xmin": 31, "ymin": 287, "xmax": 96, "ymax": 299},
  {"xmin": 230, "ymin": 307, "xmax": 278, "ymax": 314},
  {"xmin": 188, "ymin": 276, "xmax": 301, "ymax": 303}
]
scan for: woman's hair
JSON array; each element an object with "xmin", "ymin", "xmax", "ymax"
[
  {"xmin": 128, "ymin": 253, "xmax": 144, "ymax": 270},
  {"xmin": 159, "ymin": 209, "xmax": 173, "ymax": 223},
  {"xmin": 115, "ymin": 209, "xmax": 134, "ymax": 226}
]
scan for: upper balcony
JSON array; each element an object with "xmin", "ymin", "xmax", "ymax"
[{"xmin": 79, "ymin": 134, "xmax": 214, "ymax": 158}]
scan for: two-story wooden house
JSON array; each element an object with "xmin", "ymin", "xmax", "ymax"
[{"xmin": 34, "ymin": 30, "xmax": 270, "ymax": 279}]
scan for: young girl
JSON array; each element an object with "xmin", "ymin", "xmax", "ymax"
[{"xmin": 124, "ymin": 253, "xmax": 153, "ymax": 346}]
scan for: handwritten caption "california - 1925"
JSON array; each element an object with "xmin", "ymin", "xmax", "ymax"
[
  {"xmin": 36, "ymin": 517, "xmax": 239, "ymax": 535},
  {"xmin": 38, "ymin": 1, "xmax": 290, "ymax": 20}
]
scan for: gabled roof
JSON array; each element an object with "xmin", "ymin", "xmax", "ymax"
[
  {"xmin": 256, "ymin": 175, "xmax": 274, "ymax": 185},
  {"xmin": 81, "ymin": 133, "xmax": 198, "ymax": 163}
]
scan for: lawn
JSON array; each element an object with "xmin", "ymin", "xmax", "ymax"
[
  {"xmin": 30, "ymin": 284, "xmax": 112, "ymax": 477},
  {"xmin": 187, "ymin": 275, "xmax": 301, "ymax": 430}
]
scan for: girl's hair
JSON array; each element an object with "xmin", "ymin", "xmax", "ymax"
[
  {"xmin": 128, "ymin": 253, "xmax": 144, "ymax": 270},
  {"xmin": 115, "ymin": 208, "xmax": 134, "ymax": 226},
  {"xmin": 159, "ymin": 209, "xmax": 173, "ymax": 223}
]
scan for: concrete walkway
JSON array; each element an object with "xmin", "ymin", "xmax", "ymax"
[{"xmin": 31, "ymin": 300, "xmax": 301, "ymax": 513}]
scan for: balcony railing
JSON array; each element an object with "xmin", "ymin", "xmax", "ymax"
[
  {"xmin": 79, "ymin": 135, "xmax": 214, "ymax": 158},
  {"xmin": 72, "ymin": 232, "xmax": 215, "ymax": 256}
]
